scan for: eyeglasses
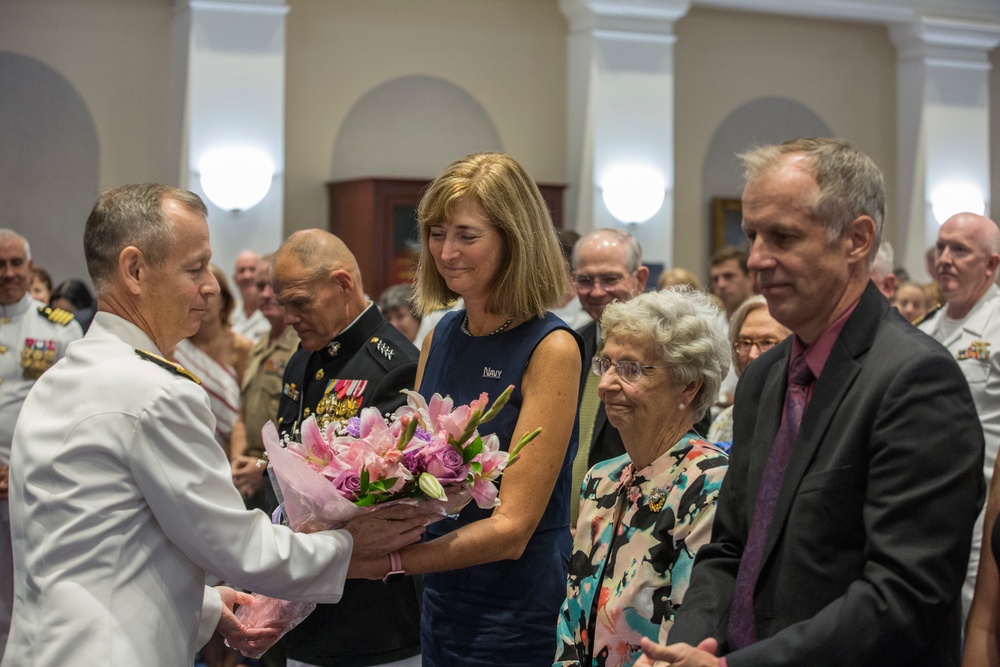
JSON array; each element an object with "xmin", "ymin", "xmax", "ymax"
[
  {"xmin": 592, "ymin": 356, "xmax": 669, "ymax": 383},
  {"xmin": 573, "ymin": 272, "xmax": 631, "ymax": 290},
  {"xmin": 732, "ymin": 338, "xmax": 782, "ymax": 354}
]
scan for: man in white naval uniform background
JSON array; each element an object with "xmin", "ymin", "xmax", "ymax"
[
  {"xmin": 3, "ymin": 185, "xmax": 427, "ymax": 667},
  {"xmin": 0, "ymin": 229, "xmax": 82, "ymax": 659},
  {"xmin": 919, "ymin": 211, "xmax": 1000, "ymax": 619}
]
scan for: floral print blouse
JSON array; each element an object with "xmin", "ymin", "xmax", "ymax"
[{"xmin": 554, "ymin": 434, "xmax": 728, "ymax": 667}]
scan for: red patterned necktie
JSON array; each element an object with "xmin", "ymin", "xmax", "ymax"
[{"xmin": 726, "ymin": 354, "xmax": 813, "ymax": 650}]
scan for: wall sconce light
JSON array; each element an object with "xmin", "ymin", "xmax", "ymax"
[
  {"xmin": 931, "ymin": 183, "xmax": 985, "ymax": 225},
  {"xmin": 198, "ymin": 146, "xmax": 275, "ymax": 212},
  {"xmin": 600, "ymin": 164, "xmax": 666, "ymax": 224}
]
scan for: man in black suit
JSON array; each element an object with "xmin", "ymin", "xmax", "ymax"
[
  {"xmin": 642, "ymin": 138, "xmax": 984, "ymax": 666},
  {"xmin": 571, "ymin": 228, "xmax": 649, "ymax": 473}
]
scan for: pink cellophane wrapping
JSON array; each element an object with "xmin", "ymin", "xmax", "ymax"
[{"xmin": 232, "ymin": 422, "xmax": 473, "ymax": 657}]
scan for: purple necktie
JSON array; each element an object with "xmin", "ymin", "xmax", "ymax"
[{"xmin": 726, "ymin": 355, "xmax": 813, "ymax": 650}]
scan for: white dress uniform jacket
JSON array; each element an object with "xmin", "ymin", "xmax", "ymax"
[
  {"xmin": 919, "ymin": 283, "xmax": 1000, "ymax": 617},
  {"xmin": 3, "ymin": 312, "xmax": 353, "ymax": 667},
  {"xmin": 0, "ymin": 293, "xmax": 82, "ymax": 462}
]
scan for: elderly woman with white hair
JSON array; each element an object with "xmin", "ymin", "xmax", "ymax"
[{"xmin": 554, "ymin": 287, "xmax": 730, "ymax": 667}]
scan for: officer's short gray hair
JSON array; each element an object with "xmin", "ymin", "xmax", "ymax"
[
  {"xmin": 0, "ymin": 229, "xmax": 30, "ymax": 260},
  {"xmin": 84, "ymin": 184, "xmax": 206, "ymax": 294}
]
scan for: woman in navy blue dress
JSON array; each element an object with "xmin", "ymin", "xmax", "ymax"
[{"xmin": 366, "ymin": 152, "xmax": 583, "ymax": 666}]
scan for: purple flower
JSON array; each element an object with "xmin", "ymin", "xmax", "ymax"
[
  {"xmin": 345, "ymin": 417, "xmax": 361, "ymax": 438},
  {"xmin": 421, "ymin": 442, "xmax": 468, "ymax": 484},
  {"xmin": 332, "ymin": 470, "xmax": 362, "ymax": 501},
  {"xmin": 402, "ymin": 450, "xmax": 424, "ymax": 475}
]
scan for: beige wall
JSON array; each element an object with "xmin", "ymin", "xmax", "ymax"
[
  {"xmin": 0, "ymin": 0, "xmax": 176, "ymax": 190},
  {"xmin": 3, "ymin": 0, "xmax": 996, "ymax": 281},
  {"xmin": 674, "ymin": 7, "xmax": 898, "ymax": 282},
  {"xmin": 283, "ymin": 0, "xmax": 567, "ymax": 233}
]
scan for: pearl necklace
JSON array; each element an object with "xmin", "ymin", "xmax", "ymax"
[{"xmin": 461, "ymin": 314, "xmax": 514, "ymax": 337}]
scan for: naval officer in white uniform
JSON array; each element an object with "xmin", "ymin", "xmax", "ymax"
[
  {"xmin": 0, "ymin": 229, "xmax": 82, "ymax": 659},
  {"xmin": 919, "ymin": 211, "xmax": 1000, "ymax": 620},
  {"xmin": 3, "ymin": 184, "xmax": 426, "ymax": 667}
]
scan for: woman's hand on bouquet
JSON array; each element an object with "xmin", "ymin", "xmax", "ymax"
[
  {"xmin": 344, "ymin": 504, "xmax": 427, "ymax": 560},
  {"xmin": 214, "ymin": 585, "xmax": 283, "ymax": 656}
]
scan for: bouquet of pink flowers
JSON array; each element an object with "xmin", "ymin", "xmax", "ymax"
[{"xmin": 232, "ymin": 385, "xmax": 538, "ymax": 656}]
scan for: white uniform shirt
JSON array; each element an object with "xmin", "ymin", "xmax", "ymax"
[
  {"xmin": 4, "ymin": 312, "xmax": 353, "ymax": 667},
  {"xmin": 919, "ymin": 283, "xmax": 1000, "ymax": 618},
  {"xmin": 0, "ymin": 293, "xmax": 82, "ymax": 463},
  {"xmin": 231, "ymin": 301, "xmax": 272, "ymax": 343}
]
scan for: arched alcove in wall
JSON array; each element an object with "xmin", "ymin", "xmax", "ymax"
[
  {"xmin": 0, "ymin": 52, "xmax": 99, "ymax": 286},
  {"xmin": 330, "ymin": 75, "xmax": 503, "ymax": 180},
  {"xmin": 701, "ymin": 97, "xmax": 833, "ymax": 251}
]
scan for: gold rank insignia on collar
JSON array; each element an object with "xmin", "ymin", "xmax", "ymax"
[
  {"xmin": 38, "ymin": 306, "xmax": 76, "ymax": 326},
  {"xmin": 327, "ymin": 341, "xmax": 341, "ymax": 357},
  {"xmin": 370, "ymin": 336, "xmax": 395, "ymax": 361},
  {"xmin": 135, "ymin": 349, "xmax": 201, "ymax": 384}
]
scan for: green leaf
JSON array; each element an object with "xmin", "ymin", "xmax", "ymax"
[
  {"xmin": 462, "ymin": 435, "xmax": 484, "ymax": 463},
  {"xmin": 359, "ymin": 467, "xmax": 370, "ymax": 494},
  {"xmin": 354, "ymin": 495, "xmax": 376, "ymax": 507}
]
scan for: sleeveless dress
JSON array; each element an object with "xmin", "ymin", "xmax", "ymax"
[
  {"xmin": 172, "ymin": 338, "xmax": 241, "ymax": 449},
  {"xmin": 419, "ymin": 310, "xmax": 584, "ymax": 667}
]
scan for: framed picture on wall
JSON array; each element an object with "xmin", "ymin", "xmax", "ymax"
[{"xmin": 711, "ymin": 197, "xmax": 745, "ymax": 254}]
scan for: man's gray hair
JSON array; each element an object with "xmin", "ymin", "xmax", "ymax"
[
  {"xmin": 572, "ymin": 228, "xmax": 642, "ymax": 272},
  {"xmin": 0, "ymin": 229, "xmax": 30, "ymax": 260},
  {"xmin": 84, "ymin": 184, "xmax": 206, "ymax": 294},
  {"xmin": 740, "ymin": 138, "xmax": 885, "ymax": 267},
  {"xmin": 872, "ymin": 241, "xmax": 894, "ymax": 281}
]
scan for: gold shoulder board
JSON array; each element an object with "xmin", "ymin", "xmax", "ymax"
[
  {"xmin": 135, "ymin": 349, "xmax": 201, "ymax": 384},
  {"xmin": 913, "ymin": 302, "xmax": 942, "ymax": 327},
  {"xmin": 38, "ymin": 306, "xmax": 75, "ymax": 327}
]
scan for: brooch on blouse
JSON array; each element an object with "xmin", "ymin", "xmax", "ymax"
[{"xmin": 648, "ymin": 488, "xmax": 666, "ymax": 513}]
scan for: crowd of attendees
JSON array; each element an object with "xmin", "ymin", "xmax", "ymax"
[{"xmin": 4, "ymin": 139, "xmax": 999, "ymax": 667}]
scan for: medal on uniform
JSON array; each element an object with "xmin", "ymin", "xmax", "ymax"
[
  {"xmin": 21, "ymin": 338, "xmax": 56, "ymax": 380},
  {"xmin": 958, "ymin": 340, "xmax": 991, "ymax": 361},
  {"xmin": 314, "ymin": 378, "xmax": 369, "ymax": 429}
]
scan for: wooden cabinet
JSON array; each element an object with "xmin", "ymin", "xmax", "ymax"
[{"xmin": 326, "ymin": 177, "xmax": 566, "ymax": 300}]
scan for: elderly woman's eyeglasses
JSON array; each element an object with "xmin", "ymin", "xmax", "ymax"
[
  {"xmin": 592, "ymin": 356, "xmax": 669, "ymax": 383},
  {"xmin": 732, "ymin": 338, "xmax": 781, "ymax": 354}
]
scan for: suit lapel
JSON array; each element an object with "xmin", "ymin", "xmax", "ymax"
[
  {"xmin": 745, "ymin": 353, "xmax": 788, "ymax": 512},
  {"xmin": 758, "ymin": 282, "xmax": 883, "ymax": 566}
]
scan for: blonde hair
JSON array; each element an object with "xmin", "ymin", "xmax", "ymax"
[
  {"xmin": 413, "ymin": 152, "xmax": 568, "ymax": 318},
  {"xmin": 657, "ymin": 266, "xmax": 702, "ymax": 291}
]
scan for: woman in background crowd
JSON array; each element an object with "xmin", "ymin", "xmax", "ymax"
[
  {"xmin": 170, "ymin": 265, "xmax": 252, "ymax": 455},
  {"xmin": 29, "ymin": 267, "xmax": 52, "ymax": 303},
  {"xmin": 376, "ymin": 152, "xmax": 583, "ymax": 667},
  {"xmin": 964, "ymin": 455, "xmax": 1000, "ymax": 666},
  {"xmin": 657, "ymin": 266, "xmax": 703, "ymax": 292},
  {"xmin": 554, "ymin": 287, "xmax": 730, "ymax": 667},
  {"xmin": 895, "ymin": 281, "xmax": 929, "ymax": 324},
  {"xmin": 708, "ymin": 295, "xmax": 790, "ymax": 448},
  {"xmin": 378, "ymin": 282, "xmax": 422, "ymax": 343},
  {"xmin": 49, "ymin": 278, "xmax": 96, "ymax": 332}
]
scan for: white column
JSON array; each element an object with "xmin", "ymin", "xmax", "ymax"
[
  {"xmin": 889, "ymin": 17, "xmax": 1000, "ymax": 281},
  {"xmin": 560, "ymin": 0, "xmax": 690, "ymax": 267},
  {"xmin": 172, "ymin": 0, "xmax": 288, "ymax": 275}
]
